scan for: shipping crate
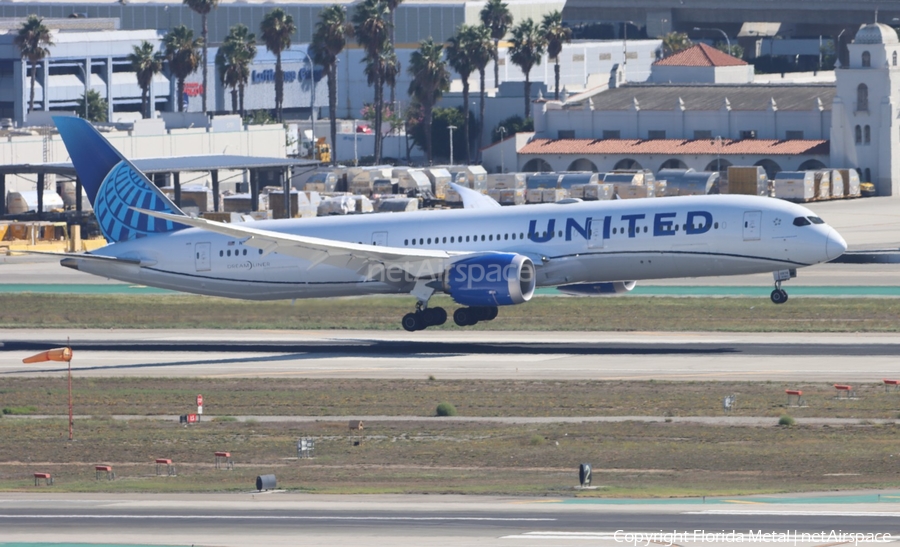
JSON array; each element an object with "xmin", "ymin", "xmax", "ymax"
[
  {"xmin": 542, "ymin": 188, "xmax": 568, "ymax": 203},
  {"xmin": 829, "ymin": 170, "xmax": 844, "ymax": 199},
  {"xmin": 498, "ymin": 188, "xmax": 526, "ymax": 205},
  {"xmin": 838, "ymin": 169, "xmax": 861, "ymax": 198},
  {"xmin": 727, "ymin": 166, "xmax": 768, "ymax": 196},
  {"xmin": 813, "ymin": 170, "xmax": 831, "ymax": 200},
  {"xmin": 774, "ymin": 171, "xmax": 816, "ymax": 202},
  {"xmin": 617, "ymin": 185, "xmax": 655, "ymax": 199}
]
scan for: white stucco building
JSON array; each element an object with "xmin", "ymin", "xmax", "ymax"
[
  {"xmin": 489, "ymin": 26, "xmax": 900, "ymax": 195},
  {"xmin": 830, "ymin": 22, "xmax": 900, "ymax": 196}
]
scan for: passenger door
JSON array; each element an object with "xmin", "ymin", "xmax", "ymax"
[
  {"xmin": 588, "ymin": 218, "xmax": 605, "ymax": 249},
  {"xmin": 195, "ymin": 242, "xmax": 211, "ymax": 271},
  {"xmin": 742, "ymin": 211, "xmax": 761, "ymax": 241}
]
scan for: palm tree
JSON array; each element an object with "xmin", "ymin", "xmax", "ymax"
[
  {"xmin": 15, "ymin": 15, "xmax": 53, "ymax": 114},
  {"xmin": 470, "ymin": 25, "xmax": 494, "ymax": 160},
  {"xmin": 381, "ymin": 45, "xmax": 400, "ymax": 129},
  {"xmin": 312, "ymin": 5, "xmax": 352, "ymax": 166},
  {"xmin": 446, "ymin": 25, "xmax": 478, "ymax": 164},
  {"xmin": 353, "ymin": 0, "xmax": 391, "ymax": 162},
  {"xmin": 509, "ymin": 18, "xmax": 546, "ymax": 119},
  {"xmin": 661, "ymin": 32, "xmax": 692, "ymax": 57},
  {"xmin": 215, "ymin": 40, "xmax": 241, "ymax": 113},
  {"xmin": 260, "ymin": 8, "xmax": 296, "ymax": 123},
  {"xmin": 77, "ymin": 89, "xmax": 108, "ymax": 122},
  {"xmin": 407, "ymin": 38, "xmax": 450, "ymax": 163},
  {"xmin": 479, "ymin": 0, "xmax": 512, "ymax": 89},
  {"xmin": 129, "ymin": 41, "xmax": 164, "ymax": 119},
  {"xmin": 217, "ymin": 24, "xmax": 257, "ymax": 116},
  {"xmin": 182, "ymin": 0, "xmax": 219, "ymax": 113},
  {"xmin": 541, "ymin": 11, "xmax": 571, "ymax": 101},
  {"xmin": 163, "ymin": 25, "xmax": 202, "ymax": 113},
  {"xmin": 385, "ymin": 0, "xmax": 403, "ymax": 108}
]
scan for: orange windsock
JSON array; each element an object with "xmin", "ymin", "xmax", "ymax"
[{"xmin": 23, "ymin": 347, "xmax": 73, "ymax": 364}]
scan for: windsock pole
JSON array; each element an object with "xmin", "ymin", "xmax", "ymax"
[{"xmin": 22, "ymin": 341, "xmax": 74, "ymax": 440}]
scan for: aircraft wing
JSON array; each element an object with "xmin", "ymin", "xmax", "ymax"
[{"xmin": 134, "ymin": 208, "xmax": 468, "ymax": 279}]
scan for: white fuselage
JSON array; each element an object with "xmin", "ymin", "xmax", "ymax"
[{"xmin": 70, "ymin": 195, "xmax": 845, "ymax": 300}]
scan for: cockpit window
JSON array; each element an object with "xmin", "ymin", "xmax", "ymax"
[
  {"xmin": 793, "ymin": 217, "xmax": 811, "ymax": 227},
  {"xmin": 808, "ymin": 216, "xmax": 825, "ymax": 225}
]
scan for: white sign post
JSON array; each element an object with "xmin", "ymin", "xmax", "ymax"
[{"xmin": 197, "ymin": 394, "xmax": 203, "ymax": 415}]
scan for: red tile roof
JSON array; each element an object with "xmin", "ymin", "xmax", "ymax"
[
  {"xmin": 654, "ymin": 43, "xmax": 748, "ymax": 67},
  {"xmin": 519, "ymin": 138, "xmax": 829, "ymax": 156}
]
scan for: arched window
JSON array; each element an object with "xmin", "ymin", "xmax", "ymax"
[
  {"xmin": 614, "ymin": 158, "xmax": 643, "ymax": 170},
  {"xmin": 862, "ymin": 51, "xmax": 871, "ymax": 67},
  {"xmin": 567, "ymin": 158, "xmax": 599, "ymax": 172},
  {"xmin": 865, "ymin": 125, "xmax": 871, "ymax": 144},
  {"xmin": 753, "ymin": 159, "xmax": 782, "ymax": 180},
  {"xmin": 798, "ymin": 159, "xmax": 827, "ymax": 170},
  {"xmin": 893, "ymin": 51, "xmax": 897, "ymax": 66},
  {"xmin": 522, "ymin": 158, "xmax": 552, "ymax": 172},
  {"xmin": 857, "ymin": 84, "xmax": 869, "ymax": 111},
  {"xmin": 855, "ymin": 125, "xmax": 862, "ymax": 144}
]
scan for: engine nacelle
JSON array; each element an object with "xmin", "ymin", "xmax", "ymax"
[
  {"xmin": 444, "ymin": 253, "xmax": 536, "ymax": 307},
  {"xmin": 556, "ymin": 281, "xmax": 636, "ymax": 296}
]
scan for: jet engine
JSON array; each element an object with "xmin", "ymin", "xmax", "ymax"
[
  {"xmin": 556, "ymin": 281, "xmax": 636, "ymax": 296},
  {"xmin": 444, "ymin": 253, "xmax": 535, "ymax": 306}
]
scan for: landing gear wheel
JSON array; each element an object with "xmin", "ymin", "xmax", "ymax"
[
  {"xmin": 454, "ymin": 307, "xmax": 477, "ymax": 327},
  {"xmin": 402, "ymin": 312, "xmax": 424, "ymax": 331},
  {"xmin": 485, "ymin": 306, "xmax": 499, "ymax": 321},
  {"xmin": 770, "ymin": 289, "xmax": 788, "ymax": 304},
  {"xmin": 431, "ymin": 307, "xmax": 448, "ymax": 326},
  {"xmin": 422, "ymin": 308, "xmax": 438, "ymax": 326}
]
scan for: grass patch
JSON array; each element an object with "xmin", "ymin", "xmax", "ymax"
[
  {"xmin": 778, "ymin": 415, "xmax": 796, "ymax": 427},
  {"xmin": 2, "ymin": 405, "xmax": 37, "ymax": 415},
  {"xmin": 4, "ymin": 378, "xmax": 900, "ymax": 419},
  {"xmin": 436, "ymin": 402, "xmax": 458, "ymax": 417},
  {"xmin": 0, "ymin": 418, "xmax": 898, "ymax": 496},
  {"xmin": 1, "ymin": 293, "xmax": 900, "ymax": 331}
]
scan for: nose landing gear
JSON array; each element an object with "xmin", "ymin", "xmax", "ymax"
[
  {"xmin": 770, "ymin": 269, "xmax": 796, "ymax": 305},
  {"xmin": 770, "ymin": 285, "xmax": 788, "ymax": 304}
]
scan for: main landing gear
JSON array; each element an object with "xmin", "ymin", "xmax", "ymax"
[
  {"xmin": 401, "ymin": 304, "xmax": 500, "ymax": 331},
  {"xmin": 401, "ymin": 280, "xmax": 500, "ymax": 331},
  {"xmin": 401, "ymin": 303, "xmax": 448, "ymax": 332},
  {"xmin": 453, "ymin": 306, "xmax": 499, "ymax": 327},
  {"xmin": 770, "ymin": 269, "xmax": 796, "ymax": 305}
]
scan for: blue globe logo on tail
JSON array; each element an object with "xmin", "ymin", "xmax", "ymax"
[
  {"xmin": 54, "ymin": 116, "xmax": 185, "ymax": 243},
  {"xmin": 95, "ymin": 161, "xmax": 182, "ymax": 242}
]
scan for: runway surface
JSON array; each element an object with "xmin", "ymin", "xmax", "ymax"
[
  {"xmin": 2, "ymin": 493, "xmax": 900, "ymax": 547},
  {"xmin": 1, "ymin": 329, "xmax": 899, "ymax": 381}
]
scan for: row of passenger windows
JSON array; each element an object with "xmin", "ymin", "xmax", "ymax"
[
  {"xmin": 406, "ymin": 233, "xmax": 527, "ymax": 246},
  {"xmin": 403, "ymin": 222, "xmax": 720, "ymax": 246},
  {"xmin": 219, "ymin": 248, "xmax": 263, "ymax": 257}
]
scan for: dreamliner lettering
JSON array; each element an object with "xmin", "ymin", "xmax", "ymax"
[{"xmin": 528, "ymin": 211, "xmax": 715, "ymax": 242}]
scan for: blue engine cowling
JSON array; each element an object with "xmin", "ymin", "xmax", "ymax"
[
  {"xmin": 556, "ymin": 281, "xmax": 636, "ymax": 296},
  {"xmin": 444, "ymin": 253, "xmax": 536, "ymax": 306}
]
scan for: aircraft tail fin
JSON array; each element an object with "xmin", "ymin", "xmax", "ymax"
[{"xmin": 54, "ymin": 116, "xmax": 186, "ymax": 243}]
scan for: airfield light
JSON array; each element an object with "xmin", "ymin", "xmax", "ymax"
[{"xmin": 23, "ymin": 342, "xmax": 74, "ymax": 440}]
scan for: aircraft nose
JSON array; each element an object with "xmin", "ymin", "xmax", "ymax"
[{"xmin": 826, "ymin": 228, "xmax": 847, "ymax": 261}]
